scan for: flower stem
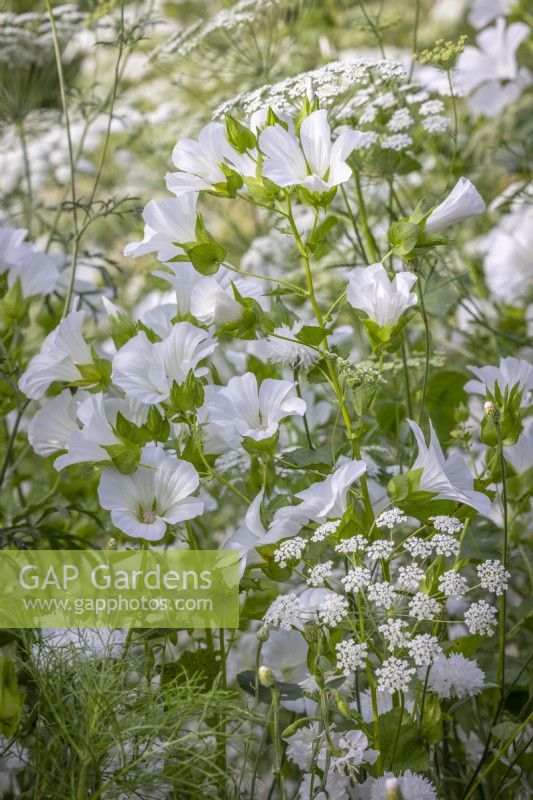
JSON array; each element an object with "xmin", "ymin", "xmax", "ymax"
[{"xmin": 495, "ymin": 420, "xmax": 509, "ymax": 712}]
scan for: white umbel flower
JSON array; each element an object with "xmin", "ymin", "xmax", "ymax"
[
  {"xmin": 379, "ymin": 619, "xmax": 410, "ymax": 651},
  {"xmin": 429, "ymin": 515, "xmax": 462, "ymax": 534},
  {"xmin": 375, "ymin": 507, "xmax": 407, "ymax": 529},
  {"xmin": 274, "ymin": 537, "xmax": 306, "ymax": 568},
  {"xmin": 376, "ymin": 657, "xmax": 415, "ymax": 693},
  {"xmin": 112, "ymin": 323, "xmax": 217, "ymax": 405},
  {"xmin": 368, "ymin": 582, "xmax": 398, "ymax": 609},
  {"xmin": 124, "ymin": 194, "xmax": 197, "ymax": 261},
  {"xmin": 342, "ymin": 566, "xmax": 371, "ymax": 593},
  {"xmin": 408, "ymin": 592, "xmax": 441, "ymax": 621},
  {"xmin": 259, "ymin": 109, "xmax": 366, "ymax": 192},
  {"xmin": 347, "ymin": 263, "xmax": 417, "ymax": 327},
  {"xmin": 19, "ymin": 310, "xmax": 93, "ymax": 400},
  {"xmin": 425, "ymin": 177, "xmax": 485, "ymax": 233},
  {"xmin": 464, "ymin": 600, "xmax": 498, "ymax": 636},
  {"xmin": 307, "ymin": 561, "xmax": 333, "ymax": 587},
  {"xmin": 408, "ymin": 634, "xmax": 441, "ymax": 666},
  {"xmin": 396, "ymin": 564, "xmax": 424, "ymax": 591},
  {"xmin": 438, "ymin": 570, "xmax": 468, "ymax": 598},
  {"xmin": 336, "ymin": 640, "xmax": 368, "ymax": 675},
  {"xmin": 407, "ymin": 419, "xmax": 491, "ymax": 514},
  {"xmin": 199, "ymin": 372, "xmax": 306, "ymax": 454},
  {"xmin": 477, "ymin": 559, "xmax": 510, "ymax": 596},
  {"xmin": 97, "ymin": 445, "xmax": 203, "ymax": 540}
]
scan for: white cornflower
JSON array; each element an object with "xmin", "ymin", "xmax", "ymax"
[
  {"xmin": 97, "ymin": 445, "xmax": 203, "ymax": 540},
  {"xmin": 432, "ymin": 534, "xmax": 460, "ymax": 557},
  {"xmin": 336, "ymin": 640, "xmax": 368, "ymax": 675},
  {"xmin": 347, "ymin": 263, "xmax": 417, "ymax": 328},
  {"xmin": 376, "ymin": 657, "xmax": 415, "ymax": 693},
  {"xmin": 258, "ymin": 108, "xmax": 367, "ymax": 192},
  {"xmin": 342, "ymin": 566, "xmax": 371, "ymax": 593},
  {"xmin": 366, "ymin": 539, "xmax": 395, "ymax": 560},
  {"xmin": 318, "ymin": 594, "xmax": 349, "ymax": 627},
  {"xmin": 335, "ymin": 535, "xmax": 368, "ymax": 554},
  {"xmin": 420, "ymin": 99, "xmax": 445, "ymax": 116},
  {"xmin": 407, "ymin": 419, "xmax": 491, "ymax": 515},
  {"xmin": 464, "ymin": 600, "xmax": 498, "ymax": 636},
  {"xmin": 387, "ymin": 108, "xmax": 413, "ymax": 131},
  {"xmin": 379, "ymin": 619, "xmax": 410, "ymax": 651},
  {"xmin": 429, "ymin": 515, "xmax": 462, "ymax": 534},
  {"xmin": 367, "ymin": 770, "xmax": 437, "ymax": 800},
  {"xmin": 307, "ymin": 561, "xmax": 333, "ymax": 587},
  {"xmin": 264, "ymin": 594, "xmax": 302, "ymax": 630},
  {"xmin": 403, "ymin": 536, "xmax": 433, "ymax": 559},
  {"xmin": 438, "ymin": 571, "xmax": 468, "ymax": 598},
  {"xmin": 375, "ymin": 507, "xmax": 407, "ymax": 529},
  {"xmin": 408, "ymin": 593, "xmax": 441, "ymax": 621},
  {"xmin": 266, "ymin": 322, "xmax": 319, "ymax": 369},
  {"xmin": 425, "ymin": 177, "xmax": 485, "ymax": 234},
  {"xmin": 380, "ymin": 134, "xmax": 412, "ymax": 151},
  {"xmin": 408, "ymin": 634, "xmax": 441, "ymax": 667},
  {"xmin": 422, "ymin": 115, "xmax": 449, "ymax": 133},
  {"xmin": 368, "ymin": 582, "xmax": 398, "ymax": 610},
  {"xmin": 425, "ymin": 654, "xmax": 485, "ymax": 699},
  {"xmin": 312, "ymin": 519, "xmax": 341, "ymax": 542},
  {"xmin": 274, "ymin": 537, "xmax": 306, "ymax": 568},
  {"xmin": 477, "ymin": 559, "xmax": 510, "ymax": 596},
  {"xmin": 396, "ymin": 564, "xmax": 424, "ymax": 591}
]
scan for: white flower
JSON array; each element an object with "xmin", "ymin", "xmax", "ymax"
[
  {"xmin": 375, "ymin": 507, "xmax": 407, "ymax": 529},
  {"xmin": 455, "ymin": 19, "xmax": 531, "ymax": 118},
  {"xmin": 368, "ymin": 582, "xmax": 398, "ymax": 610},
  {"xmin": 318, "ymin": 593, "xmax": 349, "ymax": 627},
  {"xmin": 465, "ymin": 356, "xmax": 533, "ymax": 402},
  {"xmin": 97, "ymin": 445, "xmax": 203, "ymax": 540},
  {"xmin": 258, "ymin": 109, "xmax": 366, "ymax": 192},
  {"xmin": 347, "ymin": 263, "xmax": 417, "ymax": 327},
  {"xmin": 19, "ymin": 310, "xmax": 93, "ymax": 400},
  {"xmin": 403, "ymin": 536, "xmax": 433, "ymax": 559},
  {"xmin": 407, "ymin": 418, "xmax": 491, "ymax": 515},
  {"xmin": 0, "ymin": 226, "xmax": 27, "ymax": 269},
  {"xmin": 166, "ymin": 122, "xmax": 255, "ymax": 197},
  {"xmin": 190, "ymin": 268, "xmax": 266, "ymax": 325},
  {"xmin": 477, "ymin": 559, "xmax": 510, "ymax": 596},
  {"xmin": 380, "ymin": 134, "xmax": 412, "ymax": 151},
  {"xmin": 379, "ymin": 619, "xmax": 410, "ymax": 651},
  {"xmin": 124, "ymin": 194, "xmax": 197, "ymax": 261},
  {"xmin": 429, "ymin": 514, "xmax": 462, "ymax": 534},
  {"xmin": 274, "ymin": 536, "xmax": 306, "ymax": 568},
  {"xmin": 439, "ymin": 570, "xmax": 468, "ymax": 598},
  {"xmin": 336, "ymin": 640, "xmax": 368, "ymax": 675},
  {"xmin": 366, "ymin": 539, "xmax": 395, "ymax": 560},
  {"xmin": 425, "ymin": 178, "xmax": 485, "ymax": 233},
  {"xmin": 298, "ymin": 771, "xmax": 349, "ymax": 800},
  {"xmin": 468, "ymin": 0, "xmax": 512, "ymax": 29},
  {"xmin": 409, "ymin": 592, "xmax": 441, "ymax": 621},
  {"xmin": 482, "ymin": 206, "xmax": 533, "ymax": 303},
  {"xmin": 432, "ymin": 533, "xmax": 459, "ymax": 557},
  {"xmin": 285, "ymin": 723, "xmax": 325, "ymax": 771},
  {"xmin": 464, "ymin": 600, "xmax": 498, "ymax": 636},
  {"xmin": 265, "ymin": 460, "xmax": 367, "ymax": 543},
  {"xmin": 335, "ymin": 534, "xmax": 367, "ymax": 554},
  {"xmin": 1, "ymin": 235, "xmax": 59, "ymax": 298},
  {"xmin": 376, "ymin": 657, "xmax": 415, "ymax": 693},
  {"xmin": 342, "ymin": 566, "xmax": 371, "ymax": 593},
  {"xmin": 112, "ymin": 323, "xmax": 217, "ymax": 405},
  {"xmin": 419, "ymin": 100, "xmax": 445, "ymax": 115},
  {"xmin": 199, "ymin": 373, "xmax": 305, "ymax": 454},
  {"xmin": 387, "ymin": 108, "xmax": 413, "ymax": 131},
  {"xmin": 396, "ymin": 564, "xmax": 424, "ymax": 591},
  {"xmin": 312, "ymin": 519, "xmax": 341, "ymax": 542},
  {"xmin": 408, "ymin": 634, "xmax": 441, "ymax": 666},
  {"xmin": 266, "ymin": 322, "xmax": 319, "ymax": 369},
  {"xmin": 332, "ymin": 730, "xmax": 379, "ymax": 776},
  {"xmin": 307, "ymin": 561, "xmax": 333, "ymax": 587},
  {"xmin": 505, "ymin": 417, "xmax": 533, "ymax": 474},
  {"xmin": 264, "ymin": 594, "xmax": 302, "ymax": 630},
  {"xmin": 425, "ymin": 653, "xmax": 485, "ymax": 699},
  {"xmin": 223, "ymin": 489, "xmax": 269, "ymax": 576},
  {"xmin": 367, "ymin": 770, "xmax": 437, "ymax": 800},
  {"xmin": 27, "ymin": 389, "xmax": 85, "ymax": 456}
]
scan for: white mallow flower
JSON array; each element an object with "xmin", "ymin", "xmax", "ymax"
[
  {"xmin": 0, "ymin": 226, "xmax": 27, "ymax": 269},
  {"xmin": 425, "ymin": 177, "xmax": 485, "ymax": 234},
  {"xmin": 19, "ymin": 310, "xmax": 93, "ymax": 400},
  {"xmin": 423, "ymin": 653, "xmax": 485, "ymax": 699},
  {"xmin": 27, "ymin": 389, "xmax": 86, "ymax": 456},
  {"xmin": 465, "ymin": 356, "xmax": 533, "ymax": 402},
  {"xmin": 223, "ymin": 489, "xmax": 289, "ymax": 576},
  {"xmin": 265, "ymin": 460, "xmax": 367, "ymax": 543},
  {"xmin": 189, "ymin": 268, "xmax": 267, "ymax": 325},
  {"xmin": 407, "ymin": 418, "xmax": 491, "ymax": 515},
  {"xmin": 154, "ymin": 261, "xmax": 204, "ymax": 317},
  {"xmin": 112, "ymin": 323, "xmax": 217, "ymax": 405},
  {"xmin": 124, "ymin": 194, "xmax": 197, "ymax": 261},
  {"xmin": 258, "ymin": 109, "xmax": 366, "ymax": 192},
  {"xmin": 198, "ymin": 373, "xmax": 306, "ymax": 454},
  {"xmin": 481, "ymin": 206, "xmax": 533, "ymax": 303},
  {"xmin": 455, "ymin": 18, "xmax": 531, "ymax": 118},
  {"xmin": 165, "ymin": 122, "xmax": 255, "ymax": 197},
  {"xmin": 0, "ymin": 228, "xmax": 59, "ymax": 298},
  {"xmin": 347, "ymin": 263, "xmax": 417, "ymax": 327},
  {"xmin": 98, "ymin": 445, "xmax": 203, "ymax": 540},
  {"xmin": 54, "ymin": 393, "xmax": 148, "ymax": 470},
  {"xmin": 468, "ymin": 0, "xmax": 511, "ymax": 30}
]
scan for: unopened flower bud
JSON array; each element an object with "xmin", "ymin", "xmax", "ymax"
[
  {"xmin": 256, "ymin": 626, "xmax": 269, "ymax": 643},
  {"xmin": 484, "ymin": 401, "xmax": 500, "ymax": 422},
  {"xmin": 385, "ymin": 777, "xmax": 404, "ymax": 800},
  {"xmin": 258, "ymin": 665, "xmax": 276, "ymax": 688},
  {"xmin": 105, "ymin": 537, "xmax": 117, "ymax": 550}
]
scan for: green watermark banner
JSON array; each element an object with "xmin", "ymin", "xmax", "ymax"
[{"xmin": 0, "ymin": 550, "xmax": 239, "ymax": 629}]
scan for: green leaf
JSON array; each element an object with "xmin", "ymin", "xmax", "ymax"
[
  {"xmin": 421, "ymin": 693, "xmax": 443, "ymax": 744},
  {"xmin": 492, "ymin": 721, "xmax": 520, "ymax": 741},
  {"xmin": 387, "ymin": 467, "xmax": 424, "ymax": 502},
  {"xmin": 388, "ymin": 220, "xmax": 420, "ymax": 258},
  {"xmin": 295, "ymin": 324, "xmax": 327, "ymax": 346},
  {"xmin": 185, "ymin": 242, "xmax": 226, "ymax": 275},
  {"xmin": 307, "ymin": 215, "xmax": 338, "ymax": 253},
  {"xmin": 281, "ymin": 445, "xmax": 333, "ymax": 470},
  {"xmin": 169, "ymin": 373, "xmax": 205, "ymax": 414},
  {"xmin": 145, "ymin": 406, "xmax": 170, "ymax": 443},
  {"xmin": 225, "ymin": 114, "xmax": 256, "ymax": 153},
  {"xmin": 243, "ymin": 432, "xmax": 278, "ymax": 456},
  {"xmin": 115, "ymin": 411, "xmax": 146, "ymax": 444},
  {"xmin": 378, "ymin": 708, "xmax": 429, "ymax": 773},
  {"xmin": 103, "ymin": 442, "xmax": 141, "ymax": 475}
]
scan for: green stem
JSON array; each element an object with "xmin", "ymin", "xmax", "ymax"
[
  {"xmin": 495, "ymin": 420, "xmax": 509, "ymax": 711},
  {"xmin": 354, "ymin": 174, "xmax": 379, "ymax": 262},
  {"xmin": 271, "ymin": 685, "xmax": 287, "ymax": 800}
]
